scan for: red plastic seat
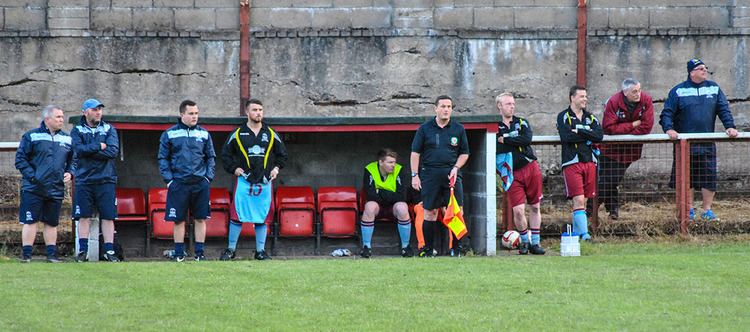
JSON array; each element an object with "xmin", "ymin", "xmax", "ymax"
[
  {"xmin": 148, "ymin": 188, "xmax": 172, "ymax": 240},
  {"xmin": 318, "ymin": 186, "xmax": 358, "ymax": 238},
  {"xmin": 116, "ymin": 188, "xmax": 147, "ymax": 222},
  {"xmin": 275, "ymin": 186, "xmax": 316, "ymax": 238},
  {"xmin": 205, "ymin": 188, "xmax": 230, "ymax": 238}
]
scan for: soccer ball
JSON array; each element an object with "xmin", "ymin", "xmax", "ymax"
[{"xmin": 501, "ymin": 230, "xmax": 521, "ymax": 249}]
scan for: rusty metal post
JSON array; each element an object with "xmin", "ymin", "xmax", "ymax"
[
  {"xmin": 576, "ymin": 0, "xmax": 588, "ymax": 86},
  {"xmin": 239, "ymin": 0, "xmax": 250, "ymax": 115},
  {"xmin": 675, "ymin": 139, "xmax": 690, "ymax": 236},
  {"xmin": 591, "ymin": 168, "xmax": 599, "ymax": 233}
]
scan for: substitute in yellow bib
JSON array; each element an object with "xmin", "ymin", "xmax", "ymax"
[{"xmin": 361, "ymin": 148, "xmax": 413, "ymax": 258}]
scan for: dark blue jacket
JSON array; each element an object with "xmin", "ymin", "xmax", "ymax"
[
  {"xmin": 158, "ymin": 119, "xmax": 216, "ymax": 184},
  {"xmin": 71, "ymin": 117, "xmax": 119, "ymax": 184},
  {"xmin": 15, "ymin": 122, "xmax": 74, "ymax": 200},
  {"xmin": 660, "ymin": 79, "xmax": 735, "ymax": 154}
]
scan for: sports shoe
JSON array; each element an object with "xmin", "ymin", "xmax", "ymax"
[
  {"xmin": 172, "ymin": 255, "xmax": 185, "ymax": 262},
  {"xmin": 450, "ymin": 246, "xmax": 463, "ymax": 257},
  {"xmin": 254, "ymin": 250, "xmax": 271, "ymax": 260},
  {"xmin": 360, "ymin": 246, "xmax": 372, "ymax": 258},
  {"xmin": 701, "ymin": 209, "xmax": 719, "ymax": 222},
  {"xmin": 529, "ymin": 244, "xmax": 546, "ymax": 255},
  {"xmin": 219, "ymin": 249, "xmax": 235, "ymax": 261},
  {"xmin": 46, "ymin": 256, "xmax": 63, "ymax": 263},
  {"xmin": 19, "ymin": 255, "xmax": 31, "ymax": 263},
  {"xmin": 689, "ymin": 208, "xmax": 695, "ymax": 221},
  {"xmin": 75, "ymin": 251, "xmax": 88, "ymax": 262},
  {"xmin": 418, "ymin": 246, "xmax": 435, "ymax": 258},
  {"xmin": 518, "ymin": 242, "xmax": 529, "ymax": 255},
  {"xmin": 194, "ymin": 254, "xmax": 206, "ymax": 261},
  {"xmin": 103, "ymin": 250, "xmax": 120, "ymax": 262},
  {"xmin": 401, "ymin": 245, "xmax": 414, "ymax": 257}
]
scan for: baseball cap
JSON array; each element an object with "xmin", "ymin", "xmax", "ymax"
[
  {"xmin": 687, "ymin": 58, "xmax": 706, "ymax": 73},
  {"xmin": 81, "ymin": 99, "xmax": 105, "ymax": 112}
]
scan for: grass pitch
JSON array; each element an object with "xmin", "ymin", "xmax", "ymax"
[{"xmin": 1, "ymin": 238, "xmax": 749, "ymax": 331}]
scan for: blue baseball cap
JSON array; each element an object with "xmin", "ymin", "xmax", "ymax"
[{"xmin": 81, "ymin": 98, "xmax": 104, "ymax": 112}]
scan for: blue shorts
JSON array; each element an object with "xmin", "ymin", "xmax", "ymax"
[
  {"xmin": 420, "ymin": 167, "xmax": 463, "ymax": 211},
  {"xmin": 669, "ymin": 153, "xmax": 717, "ymax": 191},
  {"xmin": 74, "ymin": 183, "xmax": 117, "ymax": 220},
  {"xmin": 165, "ymin": 179, "xmax": 210, "ymax": 222},
  {"xmin": 19, "ymin": 191, "xmax": 62, "ymax": 226}
]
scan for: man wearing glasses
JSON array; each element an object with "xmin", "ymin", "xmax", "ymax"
[{"xmin": 660, "ymin": 58, "xmax": 739, "ymax": 222}]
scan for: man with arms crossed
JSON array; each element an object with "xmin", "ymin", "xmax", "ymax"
[{"xmin": 496, "ymin": 93, "xmax": 545, "ymax": 255}]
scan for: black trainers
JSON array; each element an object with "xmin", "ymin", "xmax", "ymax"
[
  {"xmin": 518, "ymin": 242, "xmax": 529, "ymax": 255},
  {"xmin": 450, "ymin": 245, "xmax": 463, "ymax": 257},
  {"xmin": 46, "ymin": 256, "xmax": 63, "ymax": 263},
  {"xmin": 401, "ymin": 245, "xmax": 414, "ymax": 257},
  {"xmin": 529, "ymin": 244, "xmax": 546, "ymax": 255},
  {"xmin": 418, "ymin": 246, "xmax": 434, "ymax": 258},
  {"xmin": 172, "ymin": 255, "xmax": 185, "ymax": 262},
  {"xmin": 103, "ymin": 250, "xmax": 120, "ymax": 262},
  {"xmin": 360, "ymin": 246, "xmax": 372, "ymax": 258},
  {"xmin": 75, "ymin": 251, "xmax": 88, "ymax": 262},
  {"xmin": 219, "ymin": 249, "xmax": 235, "ymax": 261},
  {"xmin": 194, "ymin": 254, "xmax": 206, "ymax": 261},
  {"xmin": 19, "ymin": 255, "xmax": 31, "ymax": 263},
  {"xmin": 254, "ymin": 250, "xmax": 271, "ymax": 260}
]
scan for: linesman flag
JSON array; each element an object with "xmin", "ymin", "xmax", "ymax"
[{"xmin": 442, "ymin": 176, "xmax": 468, "ymax": 240}]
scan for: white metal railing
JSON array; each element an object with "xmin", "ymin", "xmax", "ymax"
[{"xmin": 532, "ymin": 132, "xmax": 747, "ymax": 144}]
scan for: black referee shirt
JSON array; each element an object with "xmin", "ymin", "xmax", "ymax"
[{"xmin": 411, "ymin": 118, "xmax": 470, "ymax": 169}]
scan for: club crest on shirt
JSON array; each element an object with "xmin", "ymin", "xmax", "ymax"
[
  {"xmin": 261, "ymin": 133, "xmax": 269, "ymax": 142},
  {"xmin": 450, "ymin": 137, "xmax": 458, "ymax": 146}
]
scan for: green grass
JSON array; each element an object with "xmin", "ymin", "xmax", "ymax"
[{"xmin": 1, "ymin": 241, "xmax": 749, "ymax": 331}]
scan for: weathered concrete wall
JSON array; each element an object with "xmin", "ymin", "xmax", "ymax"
[{"xmin": 2, "ymin": 1, "xmax": 750, "ymax": 141}]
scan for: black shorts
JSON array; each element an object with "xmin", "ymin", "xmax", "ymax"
[
  {"xmin": 19, "ymin": 191, "xmax": 62, "ymax": 226},
  {"xmin": 420, "ymin": 167, "xmax": 463, "ymax": 210},
  {"xmin": 74, "ymin": 183, "xmax": 117, "ymax": 220},
  {"xmin": 165, "ymin": 179, "xmax": 211, "ymax": 222},
  {"xmin": 670, "ymin": 153, "xmax": 717, "ymax": 191}
]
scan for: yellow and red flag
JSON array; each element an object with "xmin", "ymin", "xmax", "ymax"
[{"xmin": 442, "ymin": 177, "xmax": 468, "ymax": 240}]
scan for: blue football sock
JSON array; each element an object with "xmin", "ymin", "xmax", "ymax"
[
  {"xmin": 104, "ymin": 242, "xmax": 114, "ymax": 252},
  {"xmin": 195, "ymin": 242, "xmax": 204, "ymax": 255},
  {"xmin": 361, "ymin": 220, "xmax": 374, "ymax": 248},
  {"xmin": 254, "ymin": 224, "xmax": 267, "ymax": 251},
  {"xmin": 397, "ymin": 219, "xmax": 411, "ymax": 248},
  {"xmin": 531, "ymin": 228, "xmax": 541, "ymax": 245},
  {"xmin": 46, "ymin": 245, "xmax": 56, "ymax": 258},
  {"xmin": 573, "ymin": 209, "xmax": 589, "ymax": 239},
  {"xmin": 228, "ymin": 221, "xmax": 242, "ymax": 251},
  {"xmin": 22, "ymin": 245, "xmax": 32, "ymax": 257},
  {"xmin": 78, "ymin": 238, "xmax": 88, "ymax": 253},
  {"xmin": 174, "ymin": 242, "xmax": 185, "ymax": 257},
  {"xmin": 518, "ymin": 229, "xmax": 530, "ymax": 244}
]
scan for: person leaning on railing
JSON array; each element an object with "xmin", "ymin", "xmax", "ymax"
[
  {"xmin": 659, "ymin": 58, "xmax": 739, "ymax": 222},
  {"xmin": 588, "ymin": 78, "xmax": 654, "ymax": 220}
]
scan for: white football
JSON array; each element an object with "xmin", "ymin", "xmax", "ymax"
[{"xmin": 501, "ymin": 230, "xmax": 521, "ymax": 249}]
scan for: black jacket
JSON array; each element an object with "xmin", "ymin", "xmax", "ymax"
[
  {"xmin": 221, "ymin": 123, "xmax": 288, "ymax": 184},
  {"xmin": 363, "ymin": 165, "xmax": 406, "ymax": 205},
  {"xmin": 556, "ymin": 107, "xmax": 604, "ymax": 167},
  {"xmin": 497, "ymin": 116, "xmax": 537, "ymax": 170}
]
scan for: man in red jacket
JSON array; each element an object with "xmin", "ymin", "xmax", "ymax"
[{"xmin": 592, "ymin": 78, "xmax": 654, "ymax": 219}]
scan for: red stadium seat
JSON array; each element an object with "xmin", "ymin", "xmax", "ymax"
[
  {"xmin": 115, "ymin": 188, "xmax": 149, "ymax": 254},
  {"xmin": 148, "ymin": 188, "xmax": 173, "ymax": 242},
  {"xmin": 275, "ymin": 186, "xmax": 318, "ymax": 252},
  {"xmin": 205, "ymin": 188, "xmax": 230, "ymax": 238},
  {"xmin": 318, "ymin": 186, "xmax": 358, "ymax": 238}
]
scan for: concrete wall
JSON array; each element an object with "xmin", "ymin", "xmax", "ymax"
[{"xmin": 2, "ymin": 1, "xmax": 750, "ymax": 141}]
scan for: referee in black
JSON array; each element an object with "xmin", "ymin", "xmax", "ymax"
[{"xmin": 410, "ymin": 95, "xmax": 469, "ymax": 257}]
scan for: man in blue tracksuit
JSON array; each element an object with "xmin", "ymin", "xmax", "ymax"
[
  {"xmin": 15, "ymin": 105, "xmax": 73, "ymax": 263},
  {"xmin": 660, "ymin": 58, "xmax": 739, "ymax": 222},
  {"xmin": 158, "ymin": 100, "xmax": 216, "ymax": 262},
  {"xmin": 71, "ymin": 98, "xmax": 121, "ymax": 262}
]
